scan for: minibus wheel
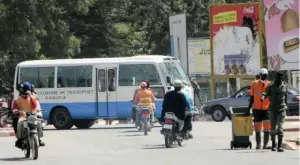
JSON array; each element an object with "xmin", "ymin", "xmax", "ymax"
[
  {"xmin": 51, "ymin": 107, "xmax": 73, "ymax": 130},
  {"xmin": 73, "ymin": 119, "xmax": 95, "ymax": 129}
]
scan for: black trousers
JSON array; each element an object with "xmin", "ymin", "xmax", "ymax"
[
  {"xmin": 13, "ymin": 117, "xmax": 18, "ymax": 134},
  {"xmin": 182, "ymin": 111, "xmax": 192, "ymax": 133}
]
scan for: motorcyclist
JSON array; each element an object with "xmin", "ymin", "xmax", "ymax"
[
  {"xmin": 161, "ymin": 80, "xmax": 193, "ymax": 139},
  {"xmin": 144, "ymin": 80, "xmax": 156, "ymax": 121},
  {"xmin": 11, "ymin": 83, "xmax": 23, "ymax": 135},
  {"xmin": 133, "ymin": 81, "xmax": 155, "ymax": 127},
  {"xmin": 12, "ymin": 82, "xmax": 45, "ymax": 148},
  {"xmin": 30, "ymin": 84, "xmax": 43, "ymax": 119},
  {"xmin": 181, "ymin": 89, "xmax": 194, "ymax": 138}
]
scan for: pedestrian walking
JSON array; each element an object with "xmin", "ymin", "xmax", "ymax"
[
  {"xmin": 245, "ymin": 68, "xmax": 271, "ymax": 149},
  {"xmin": 264, "ymin": 71, "xmax": 288, "ymax": 152},
  {"xmin": 190, "ymin": 77, "xmax": 200, "ymax": 106}
]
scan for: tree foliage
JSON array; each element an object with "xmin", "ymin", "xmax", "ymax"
[{"xmin": 0, "ymin": 0, "xmax": 255, "ymax": 85}]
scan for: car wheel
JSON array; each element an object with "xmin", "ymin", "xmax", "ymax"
[{"xmin": 211, "ymin": 106, "xmax": 226, "ymax": 122}]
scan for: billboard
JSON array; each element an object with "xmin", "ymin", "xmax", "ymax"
[
  {"xmin": 263, "ymin": 0, "xmax": 299, "ymax": 70},
  {"xmin": 210, "ymin": 3, "xmax": 263, "ymax": 76},
  {"xmin": 169, "ymin": 13, "xmax": 188, "ymax": 73},
  {"xmin": 187, "ymin": 38, "xmax": 211, "ymax": 75}
]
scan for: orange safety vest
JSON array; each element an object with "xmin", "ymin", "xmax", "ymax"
[
  {"xmin": 15, "ymin": 95, "xmax": 36, "ymax": 113},
  {"xmin": 249, "ymin": 80, "xmax": 270, "ymax": 110},
  {"xmin": 135, "ymin": 89, "xmax": 154, "ymax": 109}
]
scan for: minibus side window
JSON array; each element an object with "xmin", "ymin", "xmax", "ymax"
[{"xmin": 119, "ymin": 64, "xmax": 162, "ymax": 86}]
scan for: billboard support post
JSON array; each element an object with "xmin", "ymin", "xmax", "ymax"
[{"xmin": 169, "ymin": 13, "xmax": 188, "ymax": 74}]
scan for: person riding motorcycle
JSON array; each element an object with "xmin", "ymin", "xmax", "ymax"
[
  {"xmin": 133, "ymin": 81, "xmax": 155, "ymax": 127},
  {"xmin": 181, "ymin": 89, "xmax": 194, "ymax": 138},
  {"xmin": 30, "ymin": 84, "xmax": 43, "ymax": 118},
  {"xmin": 161, "ymin": 80, "xmax": 193, "ymax": 139},
  {"xmin": 12, "ymin": 82, "xmax": 45, "ymax": 148},
  {"xmin": 132, "ymin": 80, "xmax": 151, "ymax": 122}
]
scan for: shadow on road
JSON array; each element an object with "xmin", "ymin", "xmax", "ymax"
[
  {"xmin": 119, "ymin": 134, "xmax": 146, "ymax": 137},
  {"xmin": 0, "ymin": 157, "xmax": 30, "ymax": 161},
  {"xmin": 142, "ymin": 144, "xmax": 166, "ymax": 149},
  {"xmin": 236, "ymin": 150, "xmax": 269, "ymax": 154},
  {"xmin": 213, "ymin": 148, "xmax": 269, "ymax": 153},
  {"xmin": 119, "ymin": 130, "xmax": 140, "ymax": 133},
  {"xmin": 213, "ymin": 148, "xmax": 232, "ymax": 151},
  {"xmin": 43, "ymin": 127, "xmax": 136, "ymax": 131},
  {"xmin": 43, "ymin": 125, "xmax": 161, "ymax": 131}
]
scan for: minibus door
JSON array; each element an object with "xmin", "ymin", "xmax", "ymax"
[{"xmin": 96, "ymin": 66, "xmax": 118, "ymax": 117}]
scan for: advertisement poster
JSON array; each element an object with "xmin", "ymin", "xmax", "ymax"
[
  {"xmin": 188, "ymin": 38, "xmax": 211, "ymax": 75},
  {"xmin": 169, "ymin": 13, "xmax": 188, "ymax": 73},
  {"xmin": 263, "ymin": 0, "xmax": 299, "ymax": 70},
  {"xmin": 210, "ymin": 3, "xmax": 262, "ymax": 76}
]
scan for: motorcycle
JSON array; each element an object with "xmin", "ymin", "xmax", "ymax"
[
  {"xmin": 37, "ymin": 109, "xmax": 47, "ymax": 129},
  {"xmin": 139, "ymin": 107, "xmax": 152, "ymax": 135},
  {"xmin": 0, "ymin": 108, "xmax": 47, "ymax": 129},
  {"xmin": 160, "ymin": 112, "xmax": 185, "ymax": 148},
  {"xmin": 131, "ymin": 100, "xmax": 156, "ymax": 128},
  {"xmin": 0, "ymin": 107, "xmax": 13, "ymax": 128},
  {"xmin": 191, "ymin": 109, "xmax": 200, "ymax": 122},
  {"xmin": 13, "ymin": 110, "xmax": 42, "ymax": 160}
]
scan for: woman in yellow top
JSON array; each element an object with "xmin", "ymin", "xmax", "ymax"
[{"xmin": 133, "ymin": 81, "xmax": 156, "ymax": 127}]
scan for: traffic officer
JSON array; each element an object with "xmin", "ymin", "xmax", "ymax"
[
  {"xmin": 246, "ymin": 68, "xmax": 271, "ymax": 149},
  {"xmin": 263, "ymin": 71, "xmax": 288, "ymax": 152}
]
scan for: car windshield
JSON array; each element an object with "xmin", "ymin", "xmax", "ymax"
[
  {"xmin": 159, "ymin": 61, "xmax": 191, "ymax": 86},
  {"xmin": 288, "ymin": 87, "xmax": 299, "ymax": 95}
]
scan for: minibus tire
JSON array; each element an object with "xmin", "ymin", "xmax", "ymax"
[
  {"xmin": 51, "ymin": 108, "xmax": 73, "ymax": 130},
  {"xmin": 73, "ymin": 119, "xmax": 95, "ymax": 129}
]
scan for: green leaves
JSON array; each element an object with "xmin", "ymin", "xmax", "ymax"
[{"xmin": 0, "ymin": 0, "xmax": 254, "ymax": 86}]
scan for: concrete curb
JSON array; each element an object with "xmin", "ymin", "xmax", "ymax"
[
  {"xmin": 283, "ymin": 141, "xmax": 299, "ymax": 150},
  {"xmin": 0, "ymin": 131, "xmax": 15, "ymax": 137},
  {"xmin": 283, "ymin": 128, "xmax": 299, "ymax": 132},
  {"xmin": 285, "ymin": 118, "xmax": 300, "ymax": 122},
  {"xmin": 95, "ymin": 120, "xmax": 120, "ymax": 125}
]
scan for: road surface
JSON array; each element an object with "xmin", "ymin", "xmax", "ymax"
[{"xmin": 0, "ymin": 122, "xmax": 298, "ymax": 165}]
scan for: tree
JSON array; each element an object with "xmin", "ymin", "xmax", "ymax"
[{"xmin": 0, "ymin": 0, "xmax": 93, "ymax": 85}]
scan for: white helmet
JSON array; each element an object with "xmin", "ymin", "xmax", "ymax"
[
  {"xmin": 173, "ymin": 80, "xmax": 183, "ymax": 87},
  {"xmin": 259, "ymin": 68, "xmax": 268, "ymax": 75}
]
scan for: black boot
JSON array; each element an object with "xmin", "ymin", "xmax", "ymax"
[
  {"xmin": 263, "ymin": 132, "xmax": 270, "ymax": 149},
  {"xmin": 15, "ymin": 139, "xmax": 23, "ymax": 149},
  {"xmin": 271, "ymin": 136, "xmax": 276, "ymax": 151},
  {"xmin": 277, "ymin": 135, "xmax": 284, "ymax": 152},
  {"xmin": 39, "ymin": 139, "xmax": 45, "ymax": 147},
  {"xmin": 255, "ymin": 132, "xmax": 261, "ymax": 149},
  {"xmin": 187, "ymin": 132, "xmax": 193, "ymax": 139}
]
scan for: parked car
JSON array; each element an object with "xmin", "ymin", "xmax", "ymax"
[{"xmin": 201, "ymin": 85, "xmax": 300, "ymax": 122}]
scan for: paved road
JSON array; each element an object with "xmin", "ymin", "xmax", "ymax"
[{"xmin": 0, "ymin": 122, "xmax": 298, "ymax": 165}]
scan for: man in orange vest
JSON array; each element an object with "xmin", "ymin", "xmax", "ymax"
[
  {"xmin": 12, "ymin": 82, "xmax": 45, "ymax": 148},
  {"xmin": 246, "ymin": 68, "xmax": 271, "ymax": 149},
  {"xmin": 133, "ymin": 81, "xmax": 155, "ymax": 127}
]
